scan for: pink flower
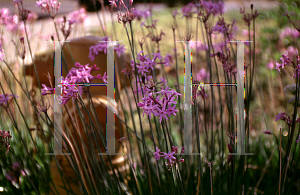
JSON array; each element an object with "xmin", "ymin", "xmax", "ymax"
[
  {"xmin": 114, "ymin": 44, "xmax": 126, "ymax": 57},
  {"xmin": 181, "ymin": 2, "xmax": 195, "ymax": 18},
  {"xmin": 67, "ymin": 8, "xmax": 87, "ymax": 25},
  {"xmin": 41, "ymin": 84, "xmax": 55, "ymax": 95},
  {"xmin": 152, "ymin": 52, "xmax": 163, "ymax": 61},
  {"xmin": 164, "ymin": 151, "xmax": 176, "ymax": 163},
  {"xmin": 164, "ymin": 53, "xmax": 173, "ymax": 67},
  {"xmin": 202, "ymin": 1, "xmax": 224, "ymax": 16},
  {"xmin": 153, "ymin": 146, "xmax": 162, "ymax": 161},
  {"xmin": 27, "ymin": 12, "xmax": 38, "ymax": 23},
  {"xmin": 36, "ymin": 0, "xmax": 61, "ymax": 19},
  {"xmin": 153, "ymin": 101, "xmax": 169, "ymax": 123},
  {"xmin": 88, "ymin": 37, "xmax": 110, "ymax": 62},
  {"xmin": 280, "ymin": 27, "xmax": 300, "ymax": 40},
  {"xmin": 196, "ymin": 68, "xmax": 209, "ymax": 81},
  {"xmin": 0, "ymin": 94, "xmax": 18, "ymax": 107},
  {"xmin": 101, "ymin": 72, "xmax": 108, "ymax": 84},
  {"xmin": 212, "ymin": 23, "xmax": 226, "ymax": 34},
  {"xmin": 266, "ymin": 61, "xmax": 275, "ymax": 70},
  {"xmin": 154, "ymin": 146, "xmax": 185, "ymax": 167}
]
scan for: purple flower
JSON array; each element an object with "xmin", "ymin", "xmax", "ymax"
[
  {"xmin": 114, "ymin": 43, "xmax": 126, "ymax": 57},
  {"xmin": 164, "ymin": 151, "xmax": 176, "ymax": 163},
  {"xmin": 156, "ymin": 86, "xmax": 172, "ymax": 96},
  {"xmin": 88, "ymin": 37, "xmax": 110, "ymax": 62},
  {"xmin": 280, "ymin": 27, "xmax": 300, "ymax": 40},
  {"xmin": 181, "ymin": 2, "xmax": 195, "ymax": 18},
  {"xmin": 202, "ymin": 1, "xmax": 224, "ymax": 16},
  {"xmin": 274, "ymin": 112, "xmax": 300, "ymax": 126},
  {"xmin": 266, "ymin": 61, "xmax": 275, "ymax": 70},
  {"xmin": 153, "ymin": 146, "xmax": 162, "ymax": 161},
  {"xmin": 212, "ymin": 23, "xmax": 226, "ymax": 34},
  {"xmin": 0, "ymin": 94, "xmax": 18, "ymax": 107},
  {"xmin": 42, "ymin": 62, "xmax": 105, "ymax": 104},
  {"xmin": 154, "ymin": 146, "xmax": 185, "ymax": 167},
  {"xmin": 101, "ymin": 72, "xmax": 108, "ymax": 84},
  {"xmin": 41, "ymin": 84, "xmax": 55, "ymax": 95},
  {"xmin": 153, "ymin": 101, "xmax": 169, "ymax": 123},
  {"xmin": 152, "ymin": 52, "xmax": 163, "ymax": 61},
  {"xmin": 164, "ymin": 53, "xmax": 173, "ymax": 67}
]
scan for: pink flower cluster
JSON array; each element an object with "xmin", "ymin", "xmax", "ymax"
[
  {"xmin": 67, "ymin": 8, "xmax": 87, "ymax": 25},
  {"xmin": 153, "ymin": 146, "xmax": 184, "ymax": 167},
  {"xmin": 194, "ymin": 0, "xmax": 224, "ymax": 20},
  {"xmin": 280, "ymin": 27, "xmax": 300, "ymax": 40},
  {"xmin": 36, "ymin": 0, "xmax": 61, "ymax": 18},
  {"xmin": 275, "ymin": 54, "xmax": 300, "ymax": 77},
  {"xmin": 180, "ymin": 1, "xmax": 224, "ymax": 19},
  {"xmin": 137, "ymin": 84, "xmax": 181, "ymax": 123},
  {"xmin": 212, "ymin": 18, "xmax": 237, "ymax": 40},
  {"xmin": 41, "ymin": 62, "xmax": 107, "ymax": 105},
  {"xmin": 131, "ymin": 51, "xmax": 173, "ymax": 77},
  {"xmin": 201, "ymin": 1, "xmax": 224, "ymax": 16},
  {"xmin": 88, "ymin": 37, "xmax": 126, "ymax": 62},
  {"xmin": 181, "ymin": 2, "xmax": 195, "ymax": 18},
  {"xmin": 132, "ymin": 9, "xmax": 151, "ymax": 21},
  {"xmin": 275, "ymin": 112, "xmax": 300, "ymax": 127},
  {"xmin": 0, "ymin": 8, "xmax": 25, "ymax": 36}
]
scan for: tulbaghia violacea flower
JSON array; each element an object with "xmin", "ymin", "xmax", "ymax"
[
  {"xmin": 109, "ymin": 0, "xmax": 136, "ymax": 27},
  {"xmin": 153, "ymin": 146, "xmax": 184, "ymax": 168},
  {"xmin": 41, "ymin": 62, "xmax": 107, "ymax": 105},
  {"xmin": 132, "ymin": 8, "xmax": 151, "ymax": 21},
  {"xmin": 88, "ymin": 37, "xmax": 126, "ymax": 61},
  {"xmin": 36, "ymin": 0, "xmax": 61, "ymax": 19},
  {"xmin": 275, "ymin": 112, "xmax": 300, "ymax": 126},
  {"xmin": 280, "ymin": 27, "xmax": 300, "ymax": 39},
  {"xmin": 138, "ymin": 83, "xmax": 181, "ymax": 122},
  {"xmin": 130, "ymin": 50, "xmax": 171, "ymax": 77},
  {"xmin": 0, "ymin": 94, "xmax": 18, "ymax": 108},
  {"xmin": 201, "ymin": 0, "xmax": 224, "ymax": 16},
  {"xmin": 181, "ymin": 2, "xmax": 195, "ymax": 18},
  {"xmin": 14, "ymin": 0, "xmax": 31, "ymax": 22},
  {"xmin": 275, "ymin": 54, "xmax": 300, "ymax": 77}
]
